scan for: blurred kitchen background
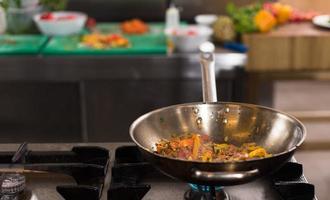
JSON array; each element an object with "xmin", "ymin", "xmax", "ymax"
[{"xmin": 0, "ymin": 0, "xmax": 330, "ymax": 198}]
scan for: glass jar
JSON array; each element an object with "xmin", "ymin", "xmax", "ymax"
[
  {"xmin": 0, "ymin": 5, "xmax": 6, "ymax": 34},
  {"xmin": 6, "ymin": 5, "xmax": 42, "ymax": 34},
  {"xmin": 0, "ymin": 174, "xmax": 26, "ymax": 200}
]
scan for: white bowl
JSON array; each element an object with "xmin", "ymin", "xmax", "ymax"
[
  {"xmin": 33, "ymin": 11, "xmax": 87, "ymax": 36},
  {"xmin": 165, "ymin": 25, "xmax": 213, "ymax": 52},
  {"xmin": 313, "ymin": 15, "xmax": 330, "ymax": 29},
  {"xmin": 195, "ymin": 14, "xmax": 217, "ymax": 26}
]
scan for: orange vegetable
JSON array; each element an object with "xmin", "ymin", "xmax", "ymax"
[
  {"xmin": 121, "ymin": 19, "xmax": 149, "ymax": 35},
  {"xmin": 192, "ymin": 134, "xmax": 201, "ymax": 160},
  {"xmin": 254, "ymin": 10, "xmax": 277, "ymax": 33},
  {"xmin": 179, "ymin": 138, "xmax": 194, "ymax": 147},
  {"xmin": 155, "ymin": 133, "xmax": 272, "ymax": 162},
  {"xmin": 273, "ymin": 3, "xmax": 293, "ymax": 24},
  {"xmin": 201, "ymin": 150, "xmax": 213, "ymax": 162},
  {"xmin": 82, "ymin": 33, "xmax": 130, "ymax": 49}
]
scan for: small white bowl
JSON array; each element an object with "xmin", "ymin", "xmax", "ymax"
[
  {"xmin": 34, "ymin": 11, "xmax": 87, "ymax": 36},
  {"xmin": 313, "ymin": 15, "xmax": 330, "ymax": 29},
  {"xmin": 165, "ymin": 25, "xmax": 213, "ymax": 52},
  {"xmin": 195, "ymin": 14, "xmax": 217, "ymax": 27}
]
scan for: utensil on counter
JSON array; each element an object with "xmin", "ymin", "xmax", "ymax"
[{"xmin": 130, "ymin": 42, "xmax": 306, "ymax": 186}]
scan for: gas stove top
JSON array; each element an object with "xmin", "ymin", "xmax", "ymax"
[
  {"xmin": 0, "ymin": 143, "xmax": 317, "ymax": 200},
  {"xmin": 109, "ymin": 146, "xmax": 316, "ymax": 200},
  {"xmin": 0, "ymin": 143, "xmax": 110, "ymax": 200}
]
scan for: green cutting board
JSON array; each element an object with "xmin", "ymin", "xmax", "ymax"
[
  {"xmin": 42, "ymin": 23, "xmax": 167, "ymax": 55},
  {"xmin": 0, "ymin": 35, "xmax": 48, "ymax": 55}
]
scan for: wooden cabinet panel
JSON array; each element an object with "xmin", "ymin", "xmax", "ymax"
[
  {"xmin": 244, "ymin": 35, "xmax": 292, "ymax": 71},
  {"xmin": 243, "ymin": 23, "xmax": 330, "ymax": 72}
]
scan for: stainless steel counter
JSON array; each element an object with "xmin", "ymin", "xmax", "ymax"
[
  {"xmin": 0, "ymin": 52, "xmax": 247, "ymax": 143},
  {"xmin": 0, "ymin": 52, "xmax": 246, "ymax": 81}
]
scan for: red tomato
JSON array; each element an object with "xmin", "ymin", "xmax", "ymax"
[
  {"xmin": 187, "ymin": 30, "xmax": 197, "ymax": 36},
  {"xmin": 40, "ymin": 12, "xmax": 54, "ymax": 20},
  {"xmin": 109, "ymin": 34, "xmax": 120, "ymax": 40},
  {"xmin": 263, "ymin": 2, "xmax": 277, "ymax": 15},
  {"xmin": 86, "ymin": 18, "xmax": 96, "ymax": 29},
  {"xmin": 57, "ymin": 15, "xmax": 77, "ymax": 20}
]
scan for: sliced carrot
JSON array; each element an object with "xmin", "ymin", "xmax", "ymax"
[{"xmin": 192, "ymin": 134, "xmax": 201, "ymax": 160}]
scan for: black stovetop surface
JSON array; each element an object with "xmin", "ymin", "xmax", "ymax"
[
  {"xmin": 0, "ymin": 144, "xmax": 316, "ymax": 200},
  {"xmin": 108, "ymin": 146, "xmax": 316, "ymax": 200}
]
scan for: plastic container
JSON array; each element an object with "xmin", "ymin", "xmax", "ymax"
[
  {"xmin": 6, "ymin": 5, "xmax": 42, "ymax": 34},
  {"xmin": 8, "ymin": 0, "xmax": 39, "ymax": 8},
  {"xmin": 0, "ymin": 6, "xmax": 6, "ymax": 34},
  {"xmin": 165, "ymin": 4, "xmax": 180, "ymax": 30}
]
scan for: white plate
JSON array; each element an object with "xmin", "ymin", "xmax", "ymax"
[{"xmin": 312, "ymin": 15, "xmax": 330, "ymax": 29}]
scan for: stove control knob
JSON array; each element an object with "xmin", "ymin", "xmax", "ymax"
[{"xmin": 0, "ymin": 174, "xmax": 25, "ymax": 199}]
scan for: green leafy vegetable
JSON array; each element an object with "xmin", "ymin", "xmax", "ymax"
[
  {"xmin": 0, "ymin": 0, "xmax": 14, "ymax": 10},
  {"xmin": 40, "ymin": 0, "xmax": 68, "ymax": 11},
  {"xmin": 226, "ymin": 2, "xmax": 262, "ymax": 34},
  {"xmin": 0, "ymin": 0, "xmax": 8, "ymax": 10},
  {"xmin": 0, "ymin": 0, "xmax": 67, "ymax": 10}
]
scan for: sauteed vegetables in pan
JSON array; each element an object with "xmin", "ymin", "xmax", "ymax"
[
  {"xmin": 155, "ymin": 133, "xmax": 272, "ymax": 162},
  {"xmin": 131, "ymin": 42, "xmax": 305, "ymax": 185}
]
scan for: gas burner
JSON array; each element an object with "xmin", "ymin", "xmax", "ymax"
[{"xmin": 184, "ymin": 184, "xmax": 229, "ymax": 200}]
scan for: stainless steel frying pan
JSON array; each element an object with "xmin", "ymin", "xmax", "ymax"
[{"xmin": 129, "ymin": 42, "xmax": 306, "ymax": 186}]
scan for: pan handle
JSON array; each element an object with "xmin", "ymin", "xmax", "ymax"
[
  {"xmin": 192, "ymin": 168, "xmax": 259, "ymax": 182},
  {"xmin": 199, "ymin": 42, "xmax": 217, "ymax": 103}
]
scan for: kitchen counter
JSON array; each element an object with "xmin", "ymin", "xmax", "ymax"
[
  {"xmin": 0, "ymin": 51, "xmax": 246, "ymax": 81},
  {"xmin": 0, "ymin": 51, "xmax": 249, "ymax": 143}
]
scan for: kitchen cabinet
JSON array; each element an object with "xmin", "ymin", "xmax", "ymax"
[
  {"xmin": 0, "ymin": 54, "xmax": 246, "ymax": 142},
  {"xmin": 0, "ymin": 82, "xmax": 81, "ymax": 143},
  {"xmin": 243, "ymin": 23, "xmax": 330, "ymax": 72}
]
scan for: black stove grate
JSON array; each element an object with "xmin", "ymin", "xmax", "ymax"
[
  {"xmin": 108, "ymin": 146, "xmax": 152, "ymax": 200},
  {"xmin": 108, "ymin": 146, "xmax": 315, "ymax": 200},
  {"xmin": 0, "ymin": 144, "xmax": 110, "ymax": 200},
  {"xmin": 272, "ymin": 162, "xmax": 315, "ymax": 200}
]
